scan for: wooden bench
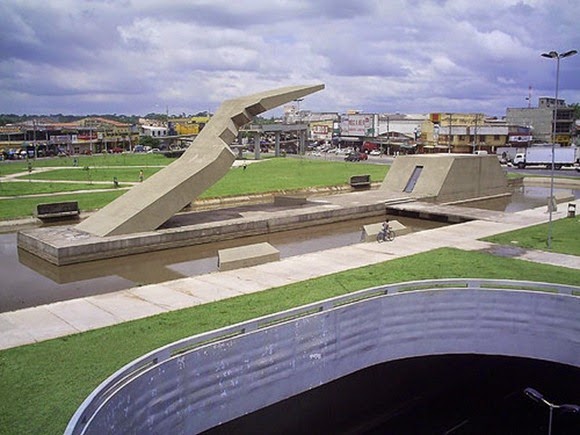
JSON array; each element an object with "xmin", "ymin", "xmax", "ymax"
[
  {"xmin": 349, "ymin": 174, "xmax": 371, "ymax": 189},
  {"xmin": 35, "ymin": 201, "xmax": 80, "ymax": 221}
]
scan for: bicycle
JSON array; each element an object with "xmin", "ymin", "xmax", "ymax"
[{"xmin": 377, "ymin": 226, "xmax": 395, "ymax": 242}]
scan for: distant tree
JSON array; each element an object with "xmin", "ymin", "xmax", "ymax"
[
  {"xmin": 139, "ymin": 136, "xmax": 160, "ymax": 147},
  {"xmin": 143, "ymin": 113, "xmax": 166, "ymax": 121},
  {"xmin": 570, "ymin": 103, "xmax": 580, "ymax": 120}
]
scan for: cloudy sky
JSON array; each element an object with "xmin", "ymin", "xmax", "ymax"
[{"xmin": 1, "ymin": 0, "xmax": 579, "ymax": 118}]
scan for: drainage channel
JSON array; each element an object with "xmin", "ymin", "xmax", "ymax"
[
  {"xmin": 0, "ymin": 215, "xmax": 447, "ymax": 313},
  {"xmin": 2, "ymin": 185, "xmax": 577, "ymax": 313}
]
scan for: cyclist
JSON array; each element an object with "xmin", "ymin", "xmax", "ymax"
[
  {"xmin": 382, "ymin": 219, "xmax": 390, "ymax": 233},
  {"xmin": 377, "ymin": 219, "xmax": 395, "ymax": 242}
]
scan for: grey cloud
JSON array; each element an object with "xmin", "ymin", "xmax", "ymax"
[{"xmin": 0, "ymin": 0, "xmax": 578, "ymax": 116}]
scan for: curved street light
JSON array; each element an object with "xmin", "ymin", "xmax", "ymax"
[
  {"xmin": 524, "ymin": 387, "xmax": 579, "ymax": 435},
  {"xmin": 540, "ymin": 49, "xmax": 577, "ymax": 249}
]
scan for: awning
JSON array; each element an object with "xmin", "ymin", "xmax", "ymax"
[
  {"xmin": 421, "ymin": 145, "xmax": 449, "ymax": 149},
  {"xmin": 339, "ymin": 136, "xmax": 363, "ymax": 142}
]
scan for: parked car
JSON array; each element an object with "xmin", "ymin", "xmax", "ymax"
[{"xmin": 345, "ymin": 152, "xmax": 367, "ymax": 162}]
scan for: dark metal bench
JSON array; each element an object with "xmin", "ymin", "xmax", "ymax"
[
  {"xmin": 35, "ymin": 201, "xmax": 80, "ymax": 221},
  {"xmin": 349, "ymin": 174, "xmax": 371, "ymax": 189}
]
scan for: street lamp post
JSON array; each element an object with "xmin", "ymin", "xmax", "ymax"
[
  {"xmin": 448, "ymin": 113, "xmax": 452, "ymax": 153},
  {"xmin": 293, "ymin": 98, "xmax": 304, "ymax": 123},
  {"xmin": 524, "ymin": 387, "xmax": 579, "ymax": 435},
  {"xmin": 540, "ymin": 49, "xmax": 577, "ymax": 250}
]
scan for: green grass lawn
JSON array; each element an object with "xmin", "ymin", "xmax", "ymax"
[
  {"xmin": 0, "ymin": 158, "xmax": 389, "ymax": 219},
  {"xmin": 0, "ymin": 248, "xmax": 578, "ymax": 434},
  {"xmin": 0, "ymin": 191, "xmax": 127, "ymax": 220},
  {"xmin": 482, "ymin": 216, "xmax": 580, "ymax": 255},
  {"xmin": 506, "ymin": 172, "xmax": 524, "ymax": 180},
  {"xmin": 0, "ymin": 181, "xmax": 125, "ymax": 197},
  {"xmin": 202, "ymin": 158, "xmax": 387, "ymax": 197},
  {"xmin": 20, "ymin": 166, "xmax": 163, "ymax": 183},
  {"xmin": 0, "ymin": 153, "xmax": 171, "ymax": 174}
]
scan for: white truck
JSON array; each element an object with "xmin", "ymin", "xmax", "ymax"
[{"xmin": 512, "ymin": 146, "xmax": 579, "ymax": 169}]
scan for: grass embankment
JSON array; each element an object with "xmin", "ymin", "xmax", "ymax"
[
  {"xmin": 483, "ymin": 217, "xmax": 580, "ymax": 256},
  {"xmin": 0, "ymin": 182, "xmax": 125, "ymax": 197},
  {"xmin": 0, "ymin": 247, "xmax": 579, "ymax": 434},
  {"xmin": 0, "ymin": 153, "xmax": 169, "ymax": 174},
  {"xmin": 0, "ymin": 191, "xmax": 128, "ymax": 220},
  {"xmin": 0, "ymin": 158, "xmax": 388, "ymax": 220},
  {"xmin": 21, "ymin": 166, "xmax": 163, "ymax": 183},
  {"xmin": 203, "ymin": 158, "xmax": 386, "ymax": 197}
]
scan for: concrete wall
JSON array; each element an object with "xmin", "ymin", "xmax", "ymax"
[
  {"xmin": 380, "ymin": 154, "xmax": 509, "ymax": 203},
  {"xmin": 66, "ymin": 283, "xmax": 580, "ymax": 435},
  {"xmin": 18, "ymin": 200, "xmax": 387, "ymax": 265},
  {"xmin": 506, "ymin": 107, "xmax": 553, "ymax": 142}
]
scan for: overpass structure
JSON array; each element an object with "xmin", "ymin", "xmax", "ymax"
[
  {"xmin": 239, "ymin": 122, "xmax": 310, "ymax": 159},
  {"xmin": 65, "ymin": 279, "xmax": 580, "ymax": 434}
]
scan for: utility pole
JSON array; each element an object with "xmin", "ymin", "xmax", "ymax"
[
  {"xmin": 473, "ymin": 114, "xmax": 479, "ymax": 153},
  {"xmin": 525, "ymin": 85, "xmax": 532, "ymax": 108},
  {"xmin": 33, "ymin": 120, "xmax": 37, "ymax": 160},
  {"xmin": 386, "ymin": 115, "xmax": 390, "ymax": 155},
  {"xmin": 294, "ymin": 99, "xmax": 303, "ymax": 123},
  {"xmin": 448, "ymin": 113, "xmax": 452, "ymax": 153},
  {"xmin": 89, "ymin": 121, "xmax": 94, "ymax": 155}
]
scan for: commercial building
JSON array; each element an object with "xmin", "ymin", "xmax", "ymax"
[
  {"xmin": 419, "ymin": 113, "xmax": 508, "ymax": 154},
  {"xmin": 0, "ymin": 117, "xmax": 138, "ymax": 157},
  {"xmin": 506, "ymin": 98, "xmax": 575, "ymax": 145}
]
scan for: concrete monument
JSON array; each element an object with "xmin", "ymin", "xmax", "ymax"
[{"xmin": 76, "ymin": 84, "xmax": 325, "ymax": 237}]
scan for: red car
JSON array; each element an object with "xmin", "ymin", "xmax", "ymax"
[{"xmin": 344, "ymin": 152, "xmax": 368, "ymax": 162}]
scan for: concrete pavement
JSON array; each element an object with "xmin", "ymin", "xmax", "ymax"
[{"xmin": 0, "ymin": 200, "xmax": 578, "ymax": 350}]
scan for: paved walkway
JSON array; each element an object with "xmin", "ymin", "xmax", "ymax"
[{"xmin": 0, "ymin": 200, "xmax": 578, "ymax": 350}]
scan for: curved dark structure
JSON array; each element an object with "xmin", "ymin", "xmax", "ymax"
[{"xmin": 65, "ymin": 279, "xmax": 580, "ymax": 434}]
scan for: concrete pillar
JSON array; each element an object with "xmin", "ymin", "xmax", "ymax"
[
  {"xmin": 254, "ymin": 132, "xmax": 261, "ymax": 160},
  {"xmin": 237, "ymin": 131, "xmax": 244, "ymax": 158},
  {"xmin": 299, "ymin": 129, "xmax": 306, "ymax": 155},
  {"xmin": 275, "ymin": 131, "xmax": 281, "ymax": 157}
]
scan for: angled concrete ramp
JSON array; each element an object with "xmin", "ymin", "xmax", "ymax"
[
  {"xmin": 379, "ymin": 154, "xmax": 509, "ymax": 203},
  {"xmin": 76, "ymin": 84, "xmax": 324, "ymax": 237}
]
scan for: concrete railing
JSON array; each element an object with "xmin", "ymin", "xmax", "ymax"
[{"xmin": 65, "ymin": 279, "xmax": 580, "ymax": 435}]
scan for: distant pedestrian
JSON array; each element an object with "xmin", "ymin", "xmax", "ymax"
[
  {"xmin": 113, "ymin": 176, "xmax": 119, "ymax": 188},
  {"xmin": 139, "ymin": 169, "xmax": 144, "ymax": 182},
  {"xmin": 73, "ymin": 157, "xmax": 78, "ymax": 167}
]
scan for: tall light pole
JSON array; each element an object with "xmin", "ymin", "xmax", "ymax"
[
  {"xmin": 294, "ymin": 98, "xmax": 304, "ymax": 123},
  {"xmin": 447, "ymin": 113, "xmax": 452, "ymax": 153},
  {"xmin": 524, "ymin": 387, "xmax": 579, "ymax": 435},
  {"xmin": 540, "ymin": 49, "xmax": 577, "ymax": 249}
]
